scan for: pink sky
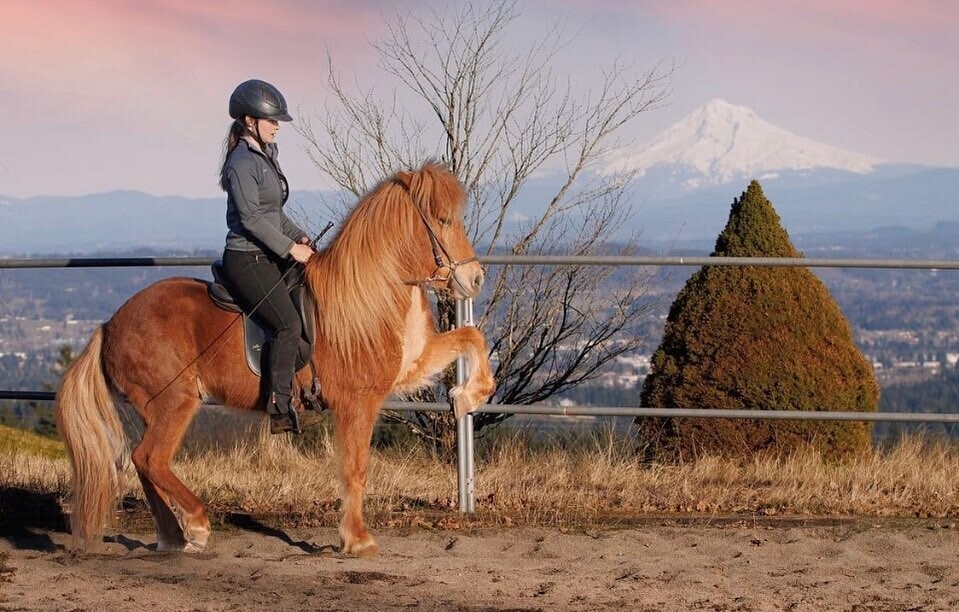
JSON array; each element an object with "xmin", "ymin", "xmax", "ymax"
[
  {"xmin": 640, "ymin": 0, "xmax": 958, "ymax": 159},
  {"xmin": 2, "ymin": 0, "xmax": 957, "ymax": 198}
]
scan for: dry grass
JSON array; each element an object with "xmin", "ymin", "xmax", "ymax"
[
  {"xmin": 0, "ymin": 424, "xmax": 66, "ymax": 460},
  {"xmin": 475, "ymin": 428, "xmax": 959, "ymax": 523},
  {"xmin": 0, "ymin": 425, "xmax": 72, "ymax": 497},
  {"xmin": 2, "ymin": 422, "xmax": 959, "ymax": 527}
]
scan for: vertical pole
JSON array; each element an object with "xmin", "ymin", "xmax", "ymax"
[{"xmin": 455, "ymin": 298, "xmax": 476, "ymax": 513}]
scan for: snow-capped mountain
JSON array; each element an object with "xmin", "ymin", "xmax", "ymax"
[{"xmin": 606, "ymin": 99, "xmax": 885, "ymax": 191}]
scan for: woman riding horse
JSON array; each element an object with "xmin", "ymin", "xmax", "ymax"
[
  {"xmin": 55, "ymin": 158, "xmax": 496, "ymax": 556},
  {"xmin": 219, "ymin": 79, "xmax": 314, "ymax": 434}
]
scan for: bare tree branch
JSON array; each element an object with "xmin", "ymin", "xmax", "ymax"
[{"xmin": 298, "ymin": 0, "xmax": 674, "ymax": 451}]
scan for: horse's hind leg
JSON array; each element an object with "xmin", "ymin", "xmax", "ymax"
[
  {"xmin": 137, "ymin": 472, "xmax": 187, "ymax": 550},
  {"xmin": 130, "ymin": 393, "xmax": 210, "ymax": 552},
  {"xmin": 332, "ymin": 396, "xmax": 380, "ymax": 557}
]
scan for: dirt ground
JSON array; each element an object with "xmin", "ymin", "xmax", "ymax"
[{"xmin": 1, "ymin": 518, "xmax": 958, "ymax": 612}]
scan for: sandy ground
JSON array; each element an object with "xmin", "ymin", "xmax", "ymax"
[{"xmin": 1, "ymin": 519, "xmax": 958, "ymax": 612}]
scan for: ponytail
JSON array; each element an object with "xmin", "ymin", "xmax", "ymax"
[{"xmin": 219, "ymin": 119, "xmax": 247, "ymax": 191}]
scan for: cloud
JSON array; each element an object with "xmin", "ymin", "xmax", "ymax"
[
  {"xmin": 0, "ymin": 0, "xmax": 392, "ymax": 197},
  {"xmin": 646, "ymin": 0, "xmax": 953, "ymax": 31},
  {"xmin": 645, "ymin": 0, "xmax": 956, "ymax": 56},
  {"xmin": 645, "ymin": 0, "xmax": 957, "ymax": 98},
  {"xmin": 1, "ymin": 0, "xmax": 383, "ymax": 120}
]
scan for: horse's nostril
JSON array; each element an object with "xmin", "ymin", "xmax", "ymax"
[{"xmin": 473, "ymin": 271, "xmax": 484, "ymax": 289}]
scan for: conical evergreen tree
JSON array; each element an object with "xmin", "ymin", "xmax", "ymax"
[{"xmin": 638, "ymin": 181, "xmax": 879, "ymax": 461}]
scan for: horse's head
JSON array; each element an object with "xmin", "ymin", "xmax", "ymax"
[
  {"xmin": 395, "ymin": 164, "xmax": 484, "ymax": 300},
  {"xmin": 306, "ymin": 162, "xmax": 487, "ymax": 362}
]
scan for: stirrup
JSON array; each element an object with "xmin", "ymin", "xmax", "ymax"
[
  {"xmin": 268, "ymin": 393, "xmax": 302, "ymax": 435},
  {"xmin": 269, "ymin": 411, "xmax": 301, "ymax": 435},
  {"xmin": 299, "ymin": 376, "xmax": 328, "ymax": 413}
]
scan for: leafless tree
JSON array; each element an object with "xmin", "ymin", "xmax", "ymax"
[{"xmin": 299, "ymin": 0, "xmax": 673, "ymax": 451}]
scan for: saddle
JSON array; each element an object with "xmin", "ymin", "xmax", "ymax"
[{"xmin": 207, "ymin": 260, "xmax": 325, "ymax": 412}]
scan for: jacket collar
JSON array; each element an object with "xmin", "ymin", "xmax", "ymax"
[{"xmin": 241, "ymin": 135, "xmax": 272, "ymax": 156}]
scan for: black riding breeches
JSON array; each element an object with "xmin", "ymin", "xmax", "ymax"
[{"xmin": 222, "ymin": 249, "xmax": 302, "ymax": 402}]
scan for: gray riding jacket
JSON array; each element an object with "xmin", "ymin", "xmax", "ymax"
[{"xmin": 223, "ymin": 138, "xmax": 307, "ymax": 257}]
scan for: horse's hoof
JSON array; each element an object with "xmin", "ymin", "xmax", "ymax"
[
  {"xmin": 155, "ymin": 539, "xmax": 206, "ymax": 553},
  {"xmin": 453, "ymin": 389, "xmax": 484, "ymax": 419},
  {"xmin": 342, "ymin": 537, "xmax": 379, "ymax": 558},
  {"xmin": 184, "ymin": 525, "xmax": 210, "ymax": 553},
  {"xmin": 450, "ymin": 386, "xmax": 470, "ymax": 419}
]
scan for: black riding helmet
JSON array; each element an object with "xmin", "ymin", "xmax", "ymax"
[{"xmin": 229, "ymin": 79, "xmax": 293, "ymax": 122}]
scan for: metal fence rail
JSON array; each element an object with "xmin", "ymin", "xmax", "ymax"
[
  {"xmin": 0, "ymin": 257, "xmax": 214, "ymax": 269},
  {"xmin": 4, "ymin": 255, "xmax": 959, "ymax": 270},
  {"xmin": 481, "ymin": 255, "xmax": 959, "ymax": 270},
  {"xmin": 3, "ymin": 254, "xmax": 959, "ymax": 512},
  {"xmin": 6, "ymin": 391, "xmax": 959, "ymax": 424}
]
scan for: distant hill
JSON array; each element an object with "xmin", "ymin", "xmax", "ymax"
[
  {"xmin": 3, "ymin": 100, "xmax": 958, "ymax": 254},
  {"xmin": 4, "ymin": 168, "xmax": 959, "ymax": 255},
  {"xmin": 627, "ymin": 166, "xmax": 959, "ymax": 241},
  {"xmin": 0, "ymin": 190, "xmax": 338, "ymax": 255}
]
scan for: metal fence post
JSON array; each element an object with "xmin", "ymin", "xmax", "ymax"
[{"xmin": 455, "ymin": 297, "xmax": 476, "ymax": 513}]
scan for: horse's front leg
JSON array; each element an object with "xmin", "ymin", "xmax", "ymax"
[
  {"xmin": 401, "ymin": 326, "xmax": 496, "ymax": 419},
  {"xmin": 331, "ymin": 395, "xmax": 381, "ymax": 557},
  {"xmin": 446, "ymin": 327, "xmax": 496, "ymax": 418}
]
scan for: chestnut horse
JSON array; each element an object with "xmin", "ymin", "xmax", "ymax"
[{"xmin": 55, "ymin": 162, "xmax": 495, "ymax": 555}]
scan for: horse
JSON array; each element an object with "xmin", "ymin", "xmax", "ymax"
[{"xmin": 54, "ymin": 162, "xmax": 496, "ymax": 556}]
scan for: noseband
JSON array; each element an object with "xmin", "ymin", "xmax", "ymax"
[{"xmin": 406, "ymin": 202, "xmax": 479, "ymax": 295}]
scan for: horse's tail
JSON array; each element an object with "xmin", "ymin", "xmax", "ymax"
[{"xmin": 55, "ymin": 326, "xmax": 125, "ymax": 551}]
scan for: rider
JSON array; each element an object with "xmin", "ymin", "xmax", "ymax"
[{"xmin": 219, "ymin": 79, "xmax": 315, "ymax": 434}]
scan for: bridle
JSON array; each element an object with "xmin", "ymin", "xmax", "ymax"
[{"xmin": 406, "ymin": 202, "xmax": 479, "ymax": 296}]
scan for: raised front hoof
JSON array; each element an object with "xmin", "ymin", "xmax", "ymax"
[
  {"xmin": 340, "ymin": 536, "xmax": 380, "ymax": 558},
  {"xmin": 450, "ymin": 385, "xmax": 492, "ymax": 419}
]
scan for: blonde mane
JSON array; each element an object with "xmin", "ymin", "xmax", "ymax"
[{"xmin": 305, "ymin": 162, "xmax": 465, "ymax": 362}]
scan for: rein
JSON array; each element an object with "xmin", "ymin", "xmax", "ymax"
[{"xmin": 406, "ymin": 201, "xmax": 478, "ymax": 295}]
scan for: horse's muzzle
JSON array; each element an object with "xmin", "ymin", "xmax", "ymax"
[{"xmin": 452, "ymin": 261, "xmax": 485, "ymax": 299}]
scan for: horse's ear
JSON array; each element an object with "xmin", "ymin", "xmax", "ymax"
[{"xmin": 395, "ymin": 170, "xmax": 414, "ymax": 190}]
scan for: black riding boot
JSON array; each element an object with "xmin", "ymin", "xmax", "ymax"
[{"xmin": 268, "ymin": 392, "xmax": 301, "ymax": 435}]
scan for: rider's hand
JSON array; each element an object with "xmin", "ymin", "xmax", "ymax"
[{"xmin": 289, "ymin": 243, "xmax": 314, "ymax": 264}]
